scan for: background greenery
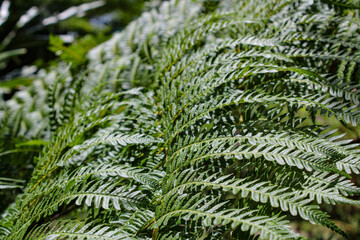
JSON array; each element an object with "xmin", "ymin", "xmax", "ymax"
[{"xmin": 0, "ymin": 0, "xmax": 151, "ymax": 79}]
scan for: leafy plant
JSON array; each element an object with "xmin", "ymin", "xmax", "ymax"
[{"xmin": 1, "ymin": 0, "xmax": 360, "ymax": 239}]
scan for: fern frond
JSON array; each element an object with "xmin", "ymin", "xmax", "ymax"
[
  {"xmin": 59, "ymin": 133, "xmax": 159, "ymax": 166},
  {"xmin": 27, "ymin": 220, "xmax": 136, "ymax": 240},
  {"xmin": 153, "ymin": 194, "xmax": 300, "ymax": 240},
  {"xmin": 161, "ymin": 169, "xmax": 350, "ymax": 235},
  {"xmin": 2, "ymin": 0, "xmax": 360, "ymax": 239},
  {"xmin": 0, "ymin": 178, "xmax": 24, "ymax": 190},
  {"xmin": 110, "ymin": 210, "xmax": 154, "ymax": 236}
]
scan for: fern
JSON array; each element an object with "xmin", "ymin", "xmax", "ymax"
[{"xmin": 1, "ymin": 0, "xmax": 360, "ymax": 239}]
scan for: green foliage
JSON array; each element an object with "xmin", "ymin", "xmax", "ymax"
[
  {"xmin": 48, "ymin": 34, "xmax": 109, "ymax": 69},
  {"xmin": 0, "ymin": 0, "xmax": 105, "ymax": 75},
  {"xmin": 1, "ymin": 0, "xmax": 360, "ymax": 239},
  {"xmin": 0, "ymin": 0, "xmax": 149, "ymax": 79}
]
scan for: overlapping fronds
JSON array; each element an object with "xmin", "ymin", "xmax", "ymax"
[{"xmin": 1, "ymin": 0, "xmax": 360, "ymax": 239}]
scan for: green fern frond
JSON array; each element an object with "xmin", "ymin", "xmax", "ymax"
[
  {"xmin": 0, "ymin": 178, "xmax": 24, "ymax": 190},
  {"xmin": 27, "ymin": 220, "xmax": 136, "ymax": 240},
  {"xmin": 2, "ymin": 0, "xmax": 360, "ymax": 239},
  {"xmin": 153, "ymin": 193, "xmax": 300, "ymax": 240}
]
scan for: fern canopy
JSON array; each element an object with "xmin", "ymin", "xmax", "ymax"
[{"xmin": 1, "ymin": 0, "xmax": 360, "ymax": 239}]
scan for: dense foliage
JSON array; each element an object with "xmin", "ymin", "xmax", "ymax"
[{"xmin": 1, "ymin": 0, "xmax": 360, "ymax": 239}]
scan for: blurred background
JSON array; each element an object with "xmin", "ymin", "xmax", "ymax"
[
  {"xmin": 0, "ymin": 0, "xmax": 359, "ymax": 239},
  {"xmin": 0, "ymin": 0, "xmax": 157, "ymax": 81}
]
